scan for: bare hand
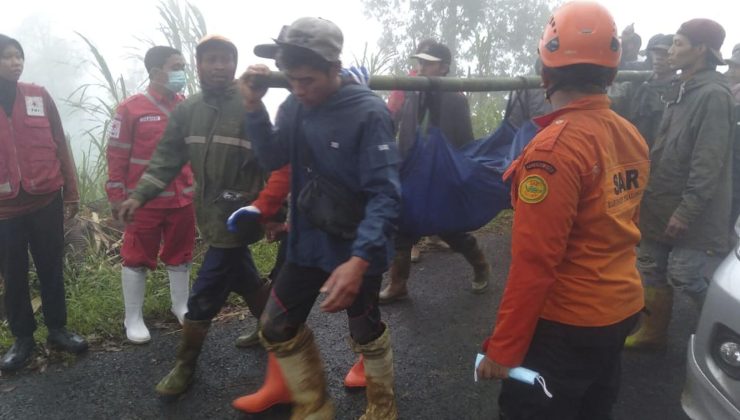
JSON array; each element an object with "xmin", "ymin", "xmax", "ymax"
[
  {"xmin": 110, "ymin": 201, "xmax": 123, "ymax": 221},
  {"xmin": 63, "ymin": 202, "xmax": 79, "ymax": 221},
  {"xmin": 664, "ymin": 215, "xmax": 689, "ymax": 240},
  {"xmin": 264, "ymin": 222, "xmax": 288, "ymax": 242},
  {"xmin": 476, "ymin": 356, "xmax": 510, "ymax": 381},
  {"xmin": 320, "ymin": 257, "xmax": 369, "ymax": 313},
  {"xmin": 239, "ymin": 64, "xmax": 271, "ymax": 111},
  {"xmin": 118, "ymin": 198, "xmax": 142, "ymax": 224}
]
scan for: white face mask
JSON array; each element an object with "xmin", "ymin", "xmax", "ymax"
[{"xmin": 164, "ymin": 70, "xmax": 187, "ymax": 93}]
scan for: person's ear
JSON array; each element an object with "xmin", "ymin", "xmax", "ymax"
[{"xmin": 330, "ymin": 61, "xmax": 342, "ymax": 77}]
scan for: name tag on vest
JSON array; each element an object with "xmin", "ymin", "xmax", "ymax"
[{"xmin": 25, "ymin": 96, "xmax": 45, "ymax": 117}]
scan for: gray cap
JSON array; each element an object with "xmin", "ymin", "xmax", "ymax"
[
  {"xmin": 726, "ymin": 43, "xmax": 740, "ymax": 66},
  {"xmin": 254, "ymin": 17, "xmax": 343, "ymax": 62}
]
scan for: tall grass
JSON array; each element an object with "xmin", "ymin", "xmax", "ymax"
[{"xmin": 65, "ymin": 32, "xmax": 128, "ymax": 208}]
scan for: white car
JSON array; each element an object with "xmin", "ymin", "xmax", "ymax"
[{"xmin": 681, "ymin": 225, "xmax": 740, "ymax": 420}]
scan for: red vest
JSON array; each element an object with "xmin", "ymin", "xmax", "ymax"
[{"xmin": 0, "ymin": 83, "xmax": 64, "ymax": 200}]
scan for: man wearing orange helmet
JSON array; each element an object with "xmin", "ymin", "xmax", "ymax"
[{"xmin": 477, "ymin": 2, "xmax": 648, "ymax": 418}]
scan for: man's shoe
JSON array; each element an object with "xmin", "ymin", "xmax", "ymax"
[
  {"xmin": 47, "ymin": 328, "xmax": 89, "ymax": 354},
  {"xmin": 410, "ymin": 246, "xmax": 421, "ymax": 263},
  {"xmin": 235, "ymin": 322, "xmax": 261, "ymax": 348},
  {"xmin": 0, "ymin": 337, "xmax": 35, "ymax": 372}
]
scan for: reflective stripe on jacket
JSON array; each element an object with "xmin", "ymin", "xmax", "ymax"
[{"xmin": 129, "ymin": 82, "xmax": 267, "ymax": 248}]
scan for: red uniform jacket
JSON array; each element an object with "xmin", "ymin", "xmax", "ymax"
[{"xmin": 106, "ymin": 87, "xmax": 193, "ymax": 209}]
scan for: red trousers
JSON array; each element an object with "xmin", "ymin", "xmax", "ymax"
[{"xmin": 121, "ymin": 204, "xmax": 196, "ymax": 270}]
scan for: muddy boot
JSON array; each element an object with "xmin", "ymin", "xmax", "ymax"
[
  {"xmin": 263, "ymin": 326, "xmax": 334, "ymax": 420},
  {"xmin": 379, "ymin": 252, "xmax": 411, "ymax": 304},
  {"xmin": 462, "ymin": 245, "xmax": 491, "ymax": 293},
  {"xmin": 155, "ymin": 318, "xmax": 211, "ymax": 397},
  {"xmin": 410, "ymin": 246, "xmax": 421, "ymax": 263},
  {"xmin": 351, "ymin": 326, "xmax": 398, "ymax": 420},
  {"xmin": 235, "ymin": 320, "xmax": 261, "ymax": 348},
  {"xmin": 344, "ymin": 355, "xmax": 366, "ymax": 388},
  {"xmin": 232, "ymin": 352, "xmax": 292, "ymax": 413},
  {"xmin": 235, "ymin": 279, "xmax": 271, "ymax": 348},
  {"xmin": 624, "ymin": 286, "xmax": 673, "ymax": 351}
]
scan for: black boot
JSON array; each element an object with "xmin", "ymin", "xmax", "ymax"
[
  {"xmin": 0, "ymin": 336, "xmax": 35, "ymax": 372},
  {"xmin": 47, "ymin": 328, "xmax": 88, "ymax": 354}
]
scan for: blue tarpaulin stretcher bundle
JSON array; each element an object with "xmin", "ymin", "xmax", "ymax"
[{"xmin": 398, "ymin": 119, "xmax": 540, "ymax": 237}]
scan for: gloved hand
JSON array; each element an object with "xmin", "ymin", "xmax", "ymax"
[
  {"xmin": 227, "ymin": 205, "xmax": 262, "ymax": 233},
  {"xmin": 342, "ymin": 66, "xmax": 370, "ymax": 86}
]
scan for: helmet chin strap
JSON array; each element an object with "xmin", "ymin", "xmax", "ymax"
[{"xmin": 544, "ymin": 83, "xmax": 561, "ymax": 101}]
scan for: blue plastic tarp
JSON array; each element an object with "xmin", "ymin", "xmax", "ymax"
[{"xmin": 398, "ymin": 119, "xmax": 539, "ymax": 236}]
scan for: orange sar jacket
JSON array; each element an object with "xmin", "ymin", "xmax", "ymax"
[{"xmin": 483, "ymin": 95, "xmax": 649, "ymax": 367}]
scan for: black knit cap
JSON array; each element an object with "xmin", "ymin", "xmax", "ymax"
[{"xmin": 0, "ymin": 34, "xmax": 24, "ymax": 59}]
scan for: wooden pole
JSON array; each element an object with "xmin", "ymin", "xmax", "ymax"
[{"xmin": 260, "ymin": 71, "xmax": 652, "ymax": 92}]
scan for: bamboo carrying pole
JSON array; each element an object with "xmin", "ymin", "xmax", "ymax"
[{"xmin": 259, "ymin": 71, "xmax": 652, "ymax": 92}]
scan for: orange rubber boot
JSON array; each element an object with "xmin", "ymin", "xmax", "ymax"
[
  {"xmin": 344, "ymin": 355, "xmax": 367, "ymax": 388},
  {"xmin": 232, "ymin": 353, "xmax": 292, "ymax": 413}
]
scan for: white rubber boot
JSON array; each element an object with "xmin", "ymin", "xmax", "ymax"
[
  {"xmin": 167, "ymin": 264, "xmax": 191, "ymax": 325},
  {"xmin": 121, "ymin": 267, "xmax": 150, "ymax": 344}
]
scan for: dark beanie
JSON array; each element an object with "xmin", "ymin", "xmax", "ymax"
[
  {"xmin": 676, "ymin": 19, "xmax": 725, "ymax": 65},
  {"xmin": 0, "ymin": 34, "xmax": 24, "ymax": 59},
  {"xmin": 195, "ymin": 35, "xmax": 237, "ymax": 63}
]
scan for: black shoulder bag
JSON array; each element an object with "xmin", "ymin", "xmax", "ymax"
[{"xmin": 295, "ymin": 121, "xmax": 365, "ymax": 240}]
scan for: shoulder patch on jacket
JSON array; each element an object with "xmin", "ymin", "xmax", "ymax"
[
  {"xmin": 518, "ymin": 175, "xmax": 548, "ymax": 204},
  {"xmin": 533, "ymin": 119, "xmax": 569, "ymax": 152},
  {"xmin": 524, "ymin": 160, "xmax": 557, "ymax": 174}
]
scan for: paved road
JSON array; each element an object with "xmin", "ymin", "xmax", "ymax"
[{"xmin": 0, "ymin": 228, "xmax": 695, "ymax": 419}]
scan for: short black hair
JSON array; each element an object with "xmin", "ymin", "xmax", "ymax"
[
  {"xmin": 144, "ymin": 46, "xmax": 182, "ymax": 73},
  {"xmin": 276, "ymin": 44, "xmax": 336, "ymax": 73},
  {"xmin": 542, "ymin": 64, "xmax": 617, "ymax": 95},
  {"xmin": 0, "ymin": 34, "xmax": 24, "ymax": 59}
]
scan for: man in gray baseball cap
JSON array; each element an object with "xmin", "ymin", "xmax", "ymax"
[
  {"xmin": 234, "ymin": 17, "xmax": 400, "ymax": 419},
  {"xmin": 253, "ymin": 17, "xmax": 343, "ymax": 63}
]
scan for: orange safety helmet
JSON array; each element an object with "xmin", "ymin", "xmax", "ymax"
[{"xmin": 539, "ymin": 1, "xmax": 621, "ymax": 69}]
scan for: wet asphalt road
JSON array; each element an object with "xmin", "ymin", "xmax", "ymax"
[{"xmin": 0, "ymin": 228, "xmax": 695, "ymax": 420}]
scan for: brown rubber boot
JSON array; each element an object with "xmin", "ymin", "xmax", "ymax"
[
  {"xmin": 462, "ymin": 244, "xmax": 492, "ymax": 293},
  {"xmin": 624, "ymin": 286, "xmax": 674, "ymax": 351},
  {"xmin": 155, "ymin": 318, "xmax": 211, "ymax": 397},
  {"xmin": 262, "ymin": 326, "xmax": 334, "ymax": 420},
  {"xmin": 351, "ymin": 326, "xmax": 398, "ymax": 420},
  {"xmin": 235, "ymin": 320, "xmax": 261, "ymax": 348},
  {"xmin": 379, "ymin": 251, "xmax": 412, "ymax": 304},
  {"xmin": 236, "ymin": 279, "xmax": 271, "ymax": 347}
]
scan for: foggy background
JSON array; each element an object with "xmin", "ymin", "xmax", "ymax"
[{"xmin": 1, "ymin": 0, "xmax": 738, "ymax": 199}]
